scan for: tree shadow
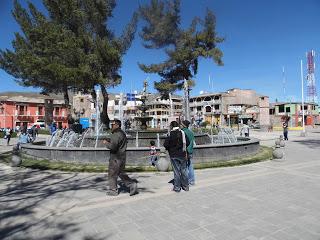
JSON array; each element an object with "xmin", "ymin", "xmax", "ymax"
[
  {"xmin": 292, "ymin": 139, "xmax": 320, "ymax": 149},
  {"xmin": 0, "ymin": 166, "xmax": 119, "ymax": 239}
]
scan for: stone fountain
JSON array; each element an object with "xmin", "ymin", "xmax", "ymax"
[
  {"xmin": 21, "ymin": 81, "xmax": 260, "ymax": 170},
  {"xmin": 134, "ymin": 80, "xmax": 153, "ymax": 130}
]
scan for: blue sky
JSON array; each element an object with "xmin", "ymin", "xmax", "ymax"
[{"xmin": 1, "ymin": 0, "xmax": 320, "ymax": 102}]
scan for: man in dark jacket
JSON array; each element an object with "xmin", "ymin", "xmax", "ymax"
[
  {"xmin": 104, "ymin": 119, "xmax": 138, "ymax": 196},
  {"xmin": 164, "ymin": 121, "xmax": 190, "ymax": 192}
]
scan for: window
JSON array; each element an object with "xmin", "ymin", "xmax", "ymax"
[
  {"xmin": 197, "ymin": 106, "xmax": 202, "ymax": 111},
  {"xmin": 278, "ymin": 105, "xmax": 284, "ymax": 113},
  {"xmin": 285, "ymin": 107, "xmax": 290, "ymax": 113},
  {"xmin": 55, "ymin": 107, "xmax": 60, "ymax": 116},
  {"xmin": 17, "ymin": 105, "xmax": 25, "ymax": 115},
  {"xmin": 214, "ymin": 105, "xmax": 220, "ymax": 110},
  {"xmin": 38, "ymin": 106, "xmax": 43, "ymax": 115},
  {"xmin": 269, "ymin": 109, "xmax": 275, "ymax": 115},
  {"xmin": 205, "ymin": 106, "xmax": 211, "ymax": 112},
  {"xmin": 80, "ymin": 98, "xmax": 84, "ymax": 102}
]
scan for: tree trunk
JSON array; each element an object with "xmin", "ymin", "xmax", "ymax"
[
  {"xmin": 63, "ymin": 88, "xmax": 74, "ymax": 126},
  {"xmin": 100, "ymin": 84, "xmax": 110, "ymax": 129}
]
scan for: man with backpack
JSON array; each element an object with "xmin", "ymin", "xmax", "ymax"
[{"xmin": 164, "ymin": 121, "xmax": 190, "ymax": 192}]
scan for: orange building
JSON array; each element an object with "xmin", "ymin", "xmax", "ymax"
[{"xmin": 0, "ymin": 92, "xmax": 69, "ymax": 129}]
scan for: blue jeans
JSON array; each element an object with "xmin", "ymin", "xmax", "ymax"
[
  {"xmin": 150, "ymin": 155, "xmax": 158, "ymax": 165},
  {"xmin": 187, "ymin": 154, "xmax": 195, "ymax": 184},
  {"xmin": 170, "ymin": 157, "xmax": 189, "ymax": 191}
]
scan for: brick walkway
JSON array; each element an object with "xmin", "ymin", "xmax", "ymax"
[{"xmin": 1, "ymin": 130, "xmax": 320, "ymax": 240}]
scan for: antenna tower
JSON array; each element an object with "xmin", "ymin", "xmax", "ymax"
[{"xmin": 306, "ymin": 50, "xmax": 317, "ymax": 103}]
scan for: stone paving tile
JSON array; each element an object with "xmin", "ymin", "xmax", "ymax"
[
  {"xmin": 1, "ymin": 131, "xmax": 320, "ymax": 240},
  {"xmin": 269, "ymin": 230, "xmax": 301, "ymax": 240},
  {"xmin": 188, "ymin": 227, "xmax": 216, "ymax": 240}
]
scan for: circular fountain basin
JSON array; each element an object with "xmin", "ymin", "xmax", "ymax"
[{"xmin": 20, "ymin": 136, "xmax": 260, "ymax": 167}]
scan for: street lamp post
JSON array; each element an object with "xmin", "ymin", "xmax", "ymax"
[
  {"xmin": 183, "ymin": 79, "xmax": 191, "ymax": 121},
  {"xmin": 300, "ymin": 60, "xmax": 306, "ymax": 136}
]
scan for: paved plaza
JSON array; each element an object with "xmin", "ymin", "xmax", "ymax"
[{"xmin": 1, "ymin": 129, "xmax": 320, "ymax": 240}]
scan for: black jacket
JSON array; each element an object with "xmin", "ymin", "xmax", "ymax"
[
  {"xmin": 164, "ymin": 129, "xmax": 189, "ymax": 159},
  {"xmin": 106, "ymin": 128, "xmax": 127, "ymax": 162}
]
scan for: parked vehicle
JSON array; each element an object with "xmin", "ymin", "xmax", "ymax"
[
  {"xmin": 33, "ymin": 120, "xmax": 46, "ymax": 129},
  {"xmin": 249, "ymin": 122, "xmax": 260, "ymax": 129}
]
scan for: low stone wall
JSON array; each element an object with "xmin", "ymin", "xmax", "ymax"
[
  {"xmin": 21, "ymin": 138, "xmax": 260, "ymax": 166},
  {"xmin": 82, "ymin": 133, "xmax": 211, "ymax": 148}
]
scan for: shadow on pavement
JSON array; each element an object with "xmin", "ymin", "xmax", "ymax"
[
  {"xmin": 0, "ymin": 167, "xmax": 117, "ymax": 240},
  {"xmin": 292, "ymin": 139, "xmax": 320, "ymax": 149}
]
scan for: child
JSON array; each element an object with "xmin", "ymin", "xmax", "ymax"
[{"xmin": 149, "ymin": 140, "xmax": 158, "ymax": 166}]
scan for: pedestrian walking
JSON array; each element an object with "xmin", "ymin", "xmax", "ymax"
[
  {"xmin": 241, "ymin": 124, "xmax": 250, "ymax": 137},
  {"xmin": 181, "ymin": 120, "xmax": 195, "ymax": 185},
  {"xmin": 104, "ymin": 119, "xmax": 138, "ymax": 196},
  {"xmin": 283, "ymin": 121, "xmax": 289, "ymax": 140},
  {"xmin": 164, "ymin": 121, "xmax": 190, "ymax": 192},
  {"xmin": 5, "ymin": 127, "xmax": 13, "ymax": 146}
]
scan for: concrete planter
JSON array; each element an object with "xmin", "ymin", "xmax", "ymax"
[
  {"xmin": 272, "ymin": 148, "xmax": 283, "ymax": 159},
  {"xmin": 11, "ymin": 154, "xmax": 22, "ymax": 167},
  {"xmin": 156, "ymin": 148, "xmax": 170, "ymax": 172}
]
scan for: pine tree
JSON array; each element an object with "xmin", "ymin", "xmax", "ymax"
[
  {"xmin": 0, "ymin": 0, "xmax": 137, "ymax": 128},
  {"xmin": 139, "ymin": 0, "xmax": 224, "ymax": 98}
]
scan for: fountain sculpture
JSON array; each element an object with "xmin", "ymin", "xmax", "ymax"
[
  {"xmin": 25, "ymin": 82, "xmax": 260, "ymax": 168},
  {"xmin": 134, "ymin": 80, "xmax": 153, "ymax": 130}
]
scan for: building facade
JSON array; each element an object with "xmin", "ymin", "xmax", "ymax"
[
  {"xmin": 0, "ymin": 92, "xmax": 69, "ymax": 129},
  {"xmin": 269, "ymin": 102, "xmax": 319, "ymax": 127},
  {"xmin": 190, "ymin": 88, "xmax": 270, "ymax": 129},
  {"xmin": 145, "ymin": 94, "xmax": 183, "ymax": 129},
  {"xmin": 73, "ymin": 92, "xmax": 183, "ymax": 129}
]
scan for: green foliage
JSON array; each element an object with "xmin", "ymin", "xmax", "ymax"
[
  {"xmin": 0, "ymin": 0, "xmax": 138, "ymax": 126},
  {"xmin": 139, "ymin": 1, "xmax": 224, "ymax": 98},
  {"xmin": 38, "ymin": 129, "xmax": 50, "ymax": 135},
  {"xmin": 0, "ymin": 132, "xmax": 17, "ymax": 138}
]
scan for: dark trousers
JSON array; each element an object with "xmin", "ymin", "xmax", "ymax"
[
  {"xmin": 170, "ymin": 157, "xmax": 189, "ymax": 191},
  {"xmin": 108, "ymin": 158, "xmax": 134, "ymax": 191},
  {"xmin": 6, "ymin": 136, "xmax": 11, "ymax": 145},
  {"xmin": 283, "ymin": 130, "xmax": 288, "ymax": 140}
]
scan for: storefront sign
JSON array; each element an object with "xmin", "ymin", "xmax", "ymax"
[{"xmin": 228, "ymin": 105, "xmax": 242, "ymax": 114}]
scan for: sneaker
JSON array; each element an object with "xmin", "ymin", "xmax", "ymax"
[
  {"xmin": 106, "ymin": 190, "xmax": 118, "ymax": 196},
  {"xmin": 182, "ymin": 186, "xmax": 189, "ymax": 192},
  {"xmin": 172, "ymin": 188, "xmax": 181, "ymax": 193},
  {"xmin": 129, "ymin": 182, "xmax": 138, "ymax": 196}
]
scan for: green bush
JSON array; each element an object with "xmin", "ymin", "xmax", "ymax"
[
  {"xmin": 38, "ymin": 129, "xmax": 51, "ymax": 135},
  {"xmin": 0, "ymin": 131, "xmax": 17, "ymax": 138}
]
